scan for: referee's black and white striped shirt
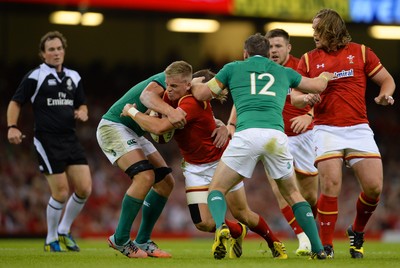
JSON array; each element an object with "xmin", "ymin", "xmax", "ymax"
[{"xmin": 12, "ymin": 63, "xmax": 86, "ymax": 134}]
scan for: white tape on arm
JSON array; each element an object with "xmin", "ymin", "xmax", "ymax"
[
  {"xmin": 128, "ymin": 107, "xmax": 140, "ymax": 118},
  {"xmin": 206, "ymin": 78, "xmax": 222, "ymax": 97}
]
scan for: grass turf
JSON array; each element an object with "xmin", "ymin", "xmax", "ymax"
[{"xmin": 0, "ymin": 238, "xmax": 399, "ymax": 268}]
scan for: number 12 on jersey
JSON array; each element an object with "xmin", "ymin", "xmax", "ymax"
[{"xmin": 250, "ymin": 73, "xmax": 276, "ymax": 96}]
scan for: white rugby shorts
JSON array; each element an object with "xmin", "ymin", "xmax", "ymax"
[
  {"xmin": 96, "ymin": 119, "xmax": 157, "ymax": 164},
  {"xmin": 313, "ymin": 123, "xmax": 381, "ymax": 167},
  {"xmin": 222, "ymin": 128, "xmax": 294, "ymax": 180},
  {"xmin": 288, "ymin": 130, "xmax": 318, "ymax": 175},
  {"xmin": 182, "ymin": 160, "xmax": 243, "ymax": 205}
]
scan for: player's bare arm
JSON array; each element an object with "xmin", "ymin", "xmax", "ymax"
[
  {"xmin": 371, "ymin": 67, "xmax": 396, "ymax": 106},
  {"xmin": 290, "ymin": 90, "xmax": 321, "ymax": 108},
  {"xmin": 212, "ymin": 118, "xmax": 229, "ymax": 148},
  {"xmin": 191, "ymin": 77, "xmax": 223, "ymax": 101},
  {"xmin": 140, "ymin": 81, "xmax": 187, "ymax": 128},
  {"xmin": 226, "ymin": 105, "xmax": 237, "ymax": 137},
  {"xmin": 121, "ymin": 103, "xmax": 174, "ymax": 135},
  {"xmin": 191, "ymin": 81, "xmax": 213, "ymax": 101},
  {"xmin": 296, "ymin": 72, "xmax": 336, "ymax": 94},
  {"xmin": 289, "ymin": 113, "xmax": 313, "ymax": 134}
]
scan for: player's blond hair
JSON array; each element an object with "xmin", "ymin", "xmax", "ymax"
[{"xmin": 165, "ymin": 61, "xmax": 193, "ymax": 83}]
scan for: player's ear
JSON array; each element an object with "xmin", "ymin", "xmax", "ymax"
[{"xmin": 243, "ymin": 49, "xmax": 249, "ymax": 59}]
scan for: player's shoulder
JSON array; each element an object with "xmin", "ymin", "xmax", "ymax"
[
  {"xmin": 347, "ymin": 42, "xmax": 363, "ymax": 48},
  {"xmin": 303, "ymin": 47, "xmax": 320, "ymax": 57},
  {"xmin": 224, "ymin": 60, "xmax": 242, "ymax": 69},
  {"xmin": 145, "ymin": 72, "xmax": 166, "ymax": 88},
  {"xmin": 345, "ymin": 42, "xmax": 367, "ymax": 54},
  {"xmin": 285, "ymin": 54, "xmax": 300, "ymax": 69},
  {"xmin": 152, "ymin": 72, "xmax": 165, "ymax": 79},
  {"xmin": 178, "ymin": 94, "xmax": 195, "ymax": 103},
  {"xmin": 178, "ymin": 94, "xmax": 208, "ymax": 110},
  {"xmin": 154, "ymin": 72, "xmax": 167, "ymax": 88}
]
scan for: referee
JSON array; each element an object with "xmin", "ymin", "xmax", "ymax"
[{"xmin": 7, "ymin": 31, "xmax": 92, "ymax": 252}]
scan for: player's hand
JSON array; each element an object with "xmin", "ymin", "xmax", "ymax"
[
  {"xmin": 211, "ymin": 125, "xmax": 229, "ymax": 148},
  {"xmin": 167, "ymin": 107, "xmax": 187, "ymax": 129},
  {"xmin": 8, "ymin": 127, "xmax": 25, "ymax": 145},
  {"xmin": 290, "ymin": 114, "xmax": 313, "ymax": 134},
  {"xmin": 74, "ymin": 109, "xmax": 89, "ymax": 122},
  {"xmin": 303, "ymin": 93, "xmax": 321, "ymax": 106},
  {"xmin": 374, "ymin": 94, "xmax": 395, "ymax": 106},
  {"xmin": 319, "ymin": 71, "xmax": 337, "ymax": 81},
  {"xmin": 191, "ymin": 76, "xmax": 205, "ymax": 84},
  {"xmin": 121, "ymin": 103, "xmax": 136, "ymax": 117}
]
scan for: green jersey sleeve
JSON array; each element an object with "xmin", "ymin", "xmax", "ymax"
[{"xmin": 102, "ymin": 72, "xmax": 166, "ymax": 136}]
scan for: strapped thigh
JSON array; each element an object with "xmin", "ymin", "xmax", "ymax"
[
  {"xmin": 154, "ymin": 166, "xmax": 172, "ymax": 183},
  {"xmin": 188, "ymin": 204, "xmax": 202, "ymax": 224},
  {"xmin": 125, "ymin": 160, "xmax": 154, "ymax": 179}
]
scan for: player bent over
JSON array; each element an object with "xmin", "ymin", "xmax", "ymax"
[{"xmin": 121, "ymin": 68, "xmax": 288, "ymax": 259}]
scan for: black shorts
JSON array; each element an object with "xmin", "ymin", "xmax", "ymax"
[{"xmin": 34, "ymin": 132, "xmax": 88, "ymax": 174}]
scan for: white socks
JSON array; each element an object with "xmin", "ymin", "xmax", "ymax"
[
  {"xmin": 58, "ymin": 193, "xmax": 87, "ymax": 235},
  {"xmin": 46, "ymin": 193, "xmax": 87, "ymax": 244},
  {"xmin": 46, "ymin": 197, "xmax": 64, "ymax": 244}
]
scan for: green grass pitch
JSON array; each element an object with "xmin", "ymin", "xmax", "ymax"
[{"xmin": 0, "ymin": 238, "xmax": 399, "ymax": 268}]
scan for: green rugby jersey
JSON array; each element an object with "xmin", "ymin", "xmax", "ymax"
[
  {"xmin": 102, "ymin": 72, "xmax": 166, "ymax": 136},
  {"xmin": 216, "ymin": 56, "xmax": 301, "ymax": 132}
]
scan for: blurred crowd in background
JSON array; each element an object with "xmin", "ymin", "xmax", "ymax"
[{"xmin": 1, "ymin": 58, "xmax": 400, "ymax": 241}]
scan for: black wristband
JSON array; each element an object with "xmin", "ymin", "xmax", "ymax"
[
  {"xmin": 8, "ymin": 125, "xmax": 18, "ymax": 129},
  {"xmin": 307, "ymin": 113, "xmax": 314, "ymax": 119},
  {"xmin": 229, "ymin": 122, "xmax": 236, "ymax": 127}
]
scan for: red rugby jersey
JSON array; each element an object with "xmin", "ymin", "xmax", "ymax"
[
  {"xmin": 164, "ymin": 93, "xmax": 226, "ymax": 164},
  {"xmin": 283, "ymin": 54, "xmax": 313, "ymax": 136},
  {"xmin": 297, "ymin": 42, "xmax": 383, "ymax": 127}
]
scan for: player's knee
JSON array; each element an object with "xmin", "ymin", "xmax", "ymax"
[
  {"xmin": 157, "ymin": 173, "xmax": 175, "ymax": 192},
  {"xmin": 189, "ymin": 204, "xmax": 209, "ymax": 229},
  {"xmin": 52, "ymin": 189, "xmax": 70, "ymax": 202},
  {"xmin": 231, "ymin": 210, "xmax": 251, "ymax": 225},
  {"xmin": 364, "ymin": 186, "xmax": 382, "ymax": 200},
  {"xmin": 125, "ymin": 160, "xmax": 154, "ymax": 181},
  {"xmin": 152, "ymin": 168, "xmax": 174, "ymax": 196},
  {"xmin": 54, "ymin": 186, "xmax": 70, "ymax": 202},
  {"xmin": 189, "ymin": 204, "xmax": 215, "ymax": 232},
  {"xmin": 154, "ymin": 167, "xmax": 173, "ymax": 184},
  {"xmin": 302, "ymin": 192, "xmax": 317, "ymax": 205}
]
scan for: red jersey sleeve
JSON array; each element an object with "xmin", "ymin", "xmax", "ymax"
[{"xmin": 174, "ymin": 95, "xmax": 226, "ymax": 164}]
